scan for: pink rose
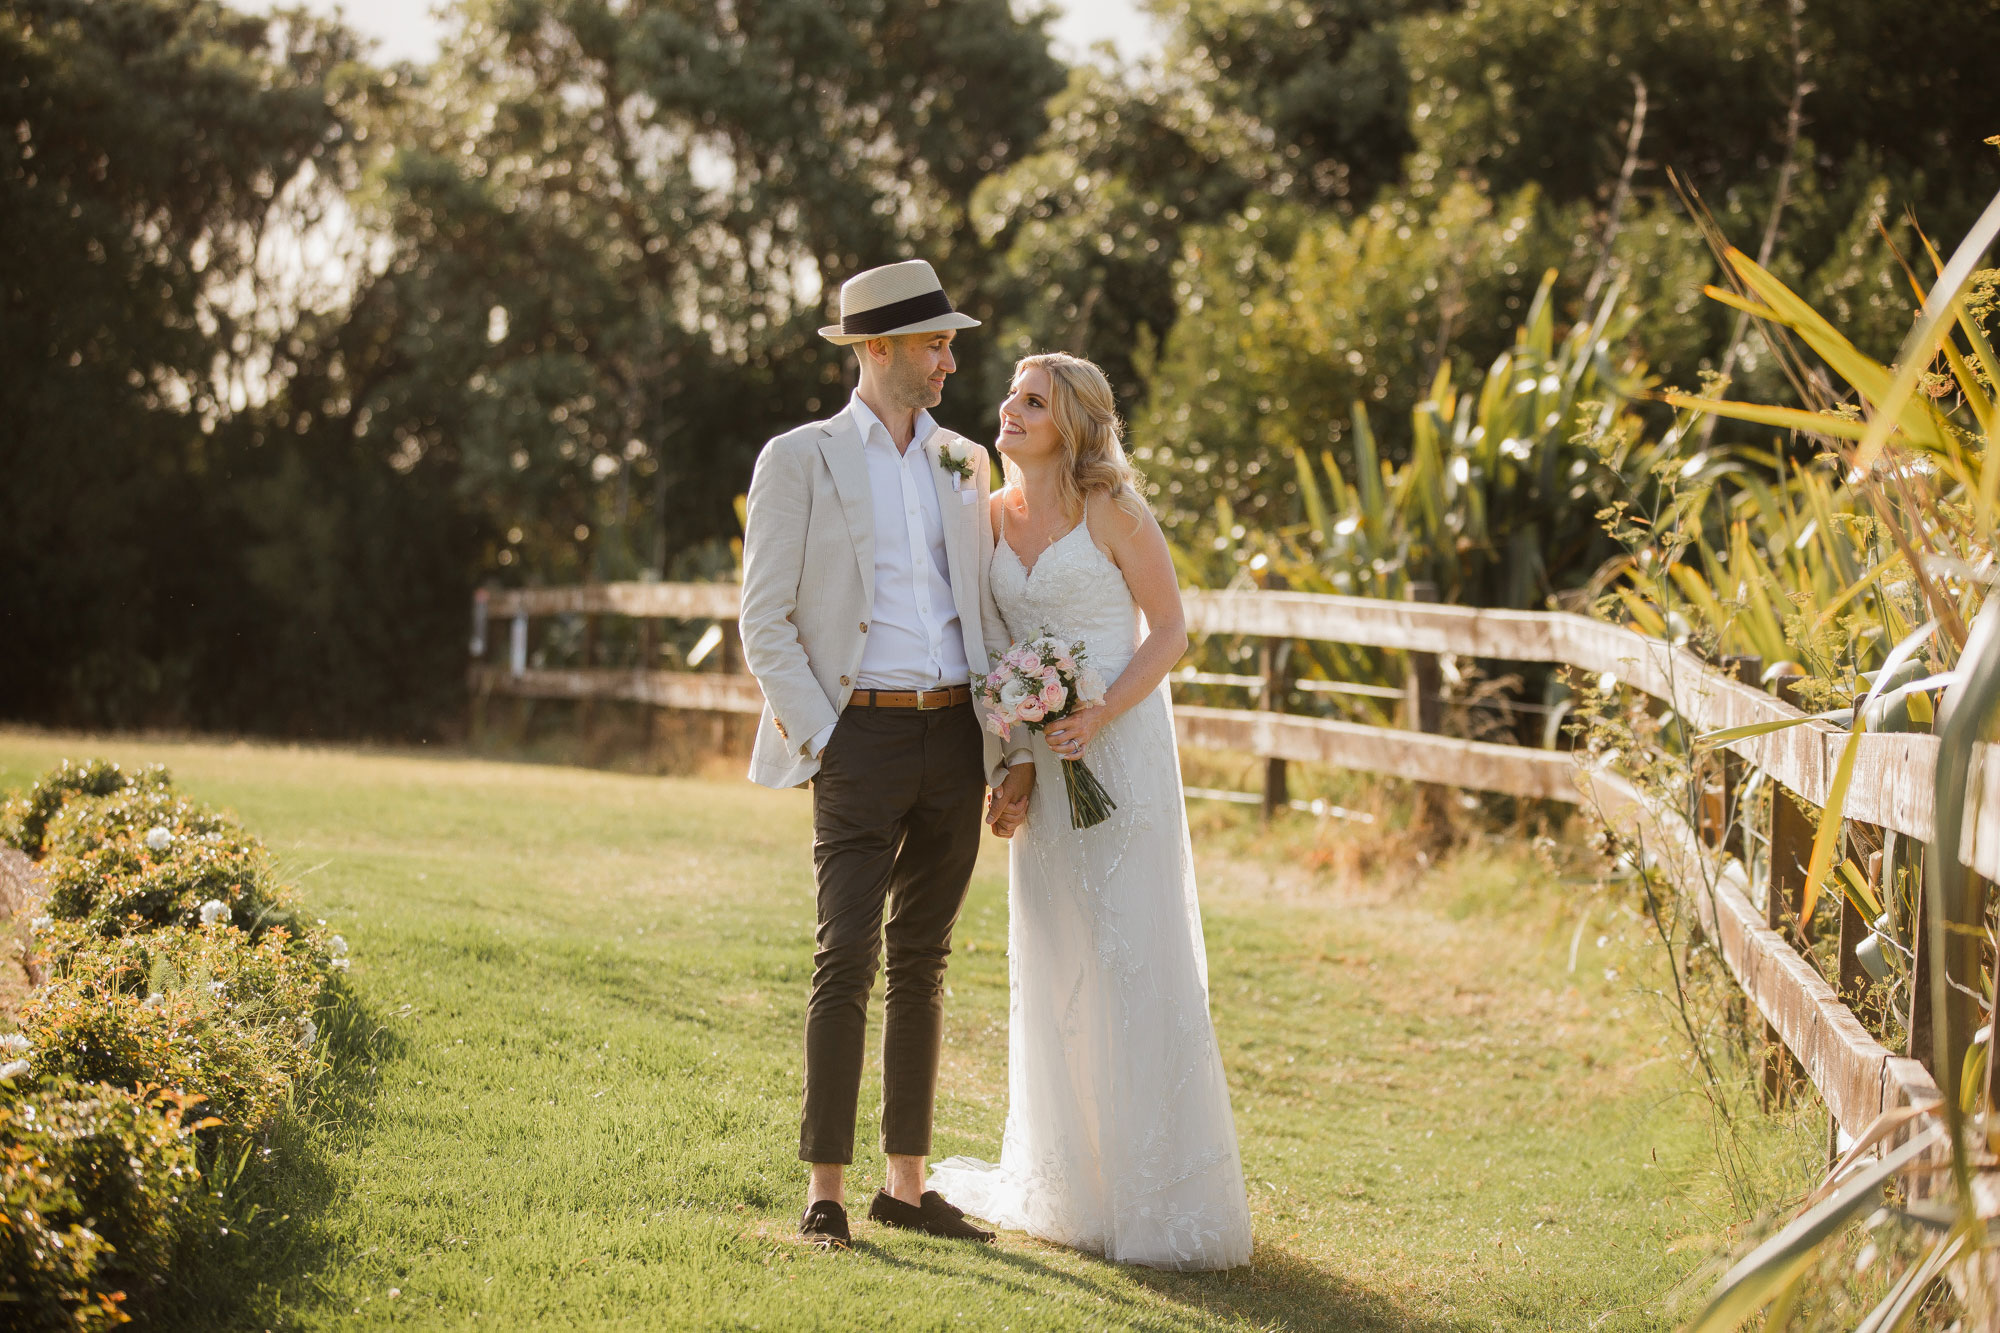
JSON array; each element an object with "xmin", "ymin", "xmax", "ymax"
[
  {"xmin": 1055, "ymin": 654, "xmax": 1077, "ymax": 674},
  {"xmin": 1016, "ymin": 697, "xmax": 1047, "ymax": 723},
  {"xmin": 984, "ymin": 712, "xmax": 1012, "ymax": 741},
  {"xmin": 1039, "ymin": 681, "xmax": 1065, "ymax": 711},
  {"xmin": 1006, "ymin": 648, "xmax": 1038, "ymax": 671},
  {"xmin": 986, "ymin": 669, "xmax": 1007, "ymax": 691}
]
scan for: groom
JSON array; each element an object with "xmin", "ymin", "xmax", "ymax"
[{"xmin": 739, "ymin": 259, "xmax": 1034, "ymax": 1250}]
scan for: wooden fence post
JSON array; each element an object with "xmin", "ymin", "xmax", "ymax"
[
  {"xmin": 1717, "ymin": 655, "xmax": 1761, "ymax": 859},
  {"xmin": 638, "ymin": 617, "xmax": 659, "ymax": 771},
  {"xmin": 1259, "ymin": 635, "xmax": 1292, "ymax": 821},
  {"xmin": 468, "ymin": 588, "xmax": 491, "ymax": 746},
  {"xmin": 579, "ymin": 610, "xmax": 600, "ymax": 746},
  {"xmin": 1405, "ymin": 582, "xmax": 1445, "ymax": 828},
  {"xmin": 1762, "ymin": 669, "xmax": 1813, "ymax": 1108},
  {"xmin": 717, "ymin": 621, "xmax": 744, "ymax": 757},
  {"xmin": 509, "ymin": 612, "xmax": 531, "ymax": 742}
]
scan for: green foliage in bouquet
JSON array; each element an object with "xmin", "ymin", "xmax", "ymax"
[{"xmin": 0, "ymin": 1078, "xmax": 212, "ymax": 1332}]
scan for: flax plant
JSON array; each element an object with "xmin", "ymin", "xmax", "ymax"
[
  {"xmin": 1614, "ymin": 191, "xmax": 2000, "ymax": 1331},
  {"xmin": 1178, "ymin": 270, "xmax": 1666, "ymax": 731}
]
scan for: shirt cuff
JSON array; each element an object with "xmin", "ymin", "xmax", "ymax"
[
  {"xmin": 1004, "ymin": 748, "xmax": 1033, "ymax": 769},
  {"xmin": 807, "ymin": 722, "xmax": 837, "ymax": 759}
]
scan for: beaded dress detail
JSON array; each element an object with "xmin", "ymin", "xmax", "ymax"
[{"xmin": 927, "ymin": 505, "xmax": 1252, "ymax": 1271}]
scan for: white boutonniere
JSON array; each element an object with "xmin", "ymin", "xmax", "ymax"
[{"xmin": 935, "ymin": 438, "xmax": 976, "ymax": 491}]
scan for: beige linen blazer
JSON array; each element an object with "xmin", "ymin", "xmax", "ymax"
[{"xmin": 740, "ymin": 411, "xmax": 1012, "ymax": 790}]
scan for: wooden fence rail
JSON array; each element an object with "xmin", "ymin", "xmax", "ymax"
[{"xmin": 470, "ymin": 579, "xmax": 1997, "ymax": 1157}]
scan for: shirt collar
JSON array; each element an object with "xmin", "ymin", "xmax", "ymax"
[{"xmin": 847, "ymin": 392, "xmax": 937, "ymax": 454}]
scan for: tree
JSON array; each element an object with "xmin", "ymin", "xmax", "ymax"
[
  {"xmin": 364, "ymin": 0, "xmax": 1064, "ymax": 584},
  {"xmin": 0, "ymin": 0, "xmax": 410, "ymax": 729}
]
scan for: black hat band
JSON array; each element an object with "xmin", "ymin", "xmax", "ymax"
[{"xmin": 841, "ymin": 288, "xmax": 955, "ymax": 336}]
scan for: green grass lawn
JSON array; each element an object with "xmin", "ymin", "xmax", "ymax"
[{"xmin": 0, "ymin": 729, "xmax": 1808, "ymax": 1331}]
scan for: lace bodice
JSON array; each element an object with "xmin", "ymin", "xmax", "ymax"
[{"xmin": 989, "ymin": 512, "xmax": 1139, "ymax": 676}]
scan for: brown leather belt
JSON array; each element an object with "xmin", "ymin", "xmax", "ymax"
[{"xmin": 847, "ymin": 684, "xmax": 972, "ymax": 710}]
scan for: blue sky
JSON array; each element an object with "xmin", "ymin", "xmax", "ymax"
[{"xmin": 235, "ymin": 1, "xmax": 1165, "ymax": 67}]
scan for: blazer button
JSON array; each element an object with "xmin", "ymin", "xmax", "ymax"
[
  {"xmin": 840, "ymin": 675, "xmax": 850, "ymax": 686},
  {"xmin": 859, "ymin": 621, "xmax": 869, "ymax": 633}
]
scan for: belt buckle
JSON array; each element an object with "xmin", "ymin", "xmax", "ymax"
[{"xmin": 915, "ymin": 687, "xmax": 939, "ymax": 711}]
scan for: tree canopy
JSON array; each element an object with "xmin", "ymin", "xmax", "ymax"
[{"xmin": 5, "ymin": 0, "xmax": 1995, "ymax": 735}]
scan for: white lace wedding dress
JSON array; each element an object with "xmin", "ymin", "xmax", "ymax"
[{"xmin": 928, "ymin": 509, "xmax": 1253, "ymax": 1271}]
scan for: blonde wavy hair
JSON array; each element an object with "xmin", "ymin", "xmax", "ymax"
[{"xmin": 1004, "ymin": 352, "xmax": 1148, "ymax": 524}]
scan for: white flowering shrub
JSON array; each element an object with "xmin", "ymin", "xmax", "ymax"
[{"xmin": 1, "ymin": 759, "xmax": 345, "ymax": 1328}]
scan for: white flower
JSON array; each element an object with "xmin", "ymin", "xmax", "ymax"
[
  {"xmin": 0, "ymin": 1060, "xmax": 28, "ymax": 1080},
  {"xmin": 329, "ymin": 956, "xmax": 350, "ymax": 972},
  {"xmin": 29, "ymin": 916, "xmax": 50, "ymax": 935},
  {"xmin": 298, "ymin": 1016, "xmax": 317, "ymax": 1048},
  {"xmin": 0, "ymin": 1033, "xmax": 30, "ymax": 1057},
  {"xmin": 329, "ymin": 934, "xmax": 349, "ymax": 957},
  {"xmin": 145, "ymin": 825, "xmax": 173, "ymax": 852},
  {"xmin": 1077, "ymin": 667, "xmax": 1108, "ymax": 705},
  {"xmin": 998, "ymin": 676, "xmax": 1032, "ymax": 711},
  {"xmin": 207, "ymin": 981, "xmax": 227, "ymax": 997},
  {"xmin": 142, "ymin": 993, "xmax": 164, "ymax": 1009},
  {"xmin": 199, "ymin": 899, "xmax": 231, "ymax": 926}
]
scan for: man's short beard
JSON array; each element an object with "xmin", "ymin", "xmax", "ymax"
[{"xmin": 885, "ymin": 339, "xmax": 943, "ymax": 409}]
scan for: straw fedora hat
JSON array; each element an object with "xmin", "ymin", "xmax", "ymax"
[{"xmin": 819, "ymin": 259, "xmax": 981, "ymax": 345}]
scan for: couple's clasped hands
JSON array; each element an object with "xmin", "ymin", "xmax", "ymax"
[{"xmin": 983, "ymin": 703, "xmax": 1109, "ymax": 838}]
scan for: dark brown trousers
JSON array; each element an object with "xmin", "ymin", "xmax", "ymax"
[{"xmin": 799, "ymin": 700, "xmax": 985, "ymax": 1165}]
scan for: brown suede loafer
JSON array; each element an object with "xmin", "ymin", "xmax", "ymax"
[
  {"xmin": 867, "ymin": 1189, "xmax": 995, "ymax": 1242},
  {"xmin": 799, "ymin": 1199, "xmax": 852, "ymax": 1250}
]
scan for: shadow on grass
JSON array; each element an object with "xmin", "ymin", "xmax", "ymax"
[
  {"xmin": 146, "ymin": 977, "xmax": 407, "ymax": 1331},
  {"xmin": 859, "ymin": 1236, "xmax": 1441, "ymax": 1333}
]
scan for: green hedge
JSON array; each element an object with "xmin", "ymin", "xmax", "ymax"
[{"xmin": 1, "ymin": 761, "xmax": 339, "ymax": 1328}]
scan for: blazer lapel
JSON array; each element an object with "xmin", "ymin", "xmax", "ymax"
[
  {"xmin": 818, "ymin": 415, "xmax": 874, "ymax": 609},
  {"xmin": 927, "ymin": 430, "xmax": 986, "ymax": 668}
]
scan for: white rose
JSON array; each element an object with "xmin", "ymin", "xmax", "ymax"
[
  {"xmin": 1077, "ymin": 667, "xmax": 1108, "ymax": 705},
  {"xmin": 145, "ymin": 825, "xmax": 173, "ymax": 852},
  {"xmin": 998, "ymin": 677, "xmax": 1031, "ymax": 711},
  {"xmin": 199, "ymin": 899, "xmax": 231, "ymax": 926}
]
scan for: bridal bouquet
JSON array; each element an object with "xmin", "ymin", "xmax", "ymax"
[{"xmin": 978, "ymin": 631, "xmax": 1116, "ymax": 830}]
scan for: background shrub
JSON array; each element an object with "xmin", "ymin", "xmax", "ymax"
[
  {"xmin": 0, "ymin": 1077, "xmax": 210, "ymax": 1332},
  {"xmin": 0, "ymin": 761, "xmax": 171, "ymax": 860},
  {"xmin": 3, "ymin": 760, "xmax": 337, "ymax": 1324}
]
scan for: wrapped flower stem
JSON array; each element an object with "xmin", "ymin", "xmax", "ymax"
[{"xmin": 1060, "ymin": 756, "xmax": 1116, "ymax": 830}]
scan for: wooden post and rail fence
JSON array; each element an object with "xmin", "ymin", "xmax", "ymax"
[{"xmin": 469, "ymin": 579, "xmax": 2000, "ymax": 1185}]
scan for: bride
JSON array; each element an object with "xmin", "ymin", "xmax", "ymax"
[{"xmin": 927, "ymin": 353, "xmax": 1253, "ymax": 1271}]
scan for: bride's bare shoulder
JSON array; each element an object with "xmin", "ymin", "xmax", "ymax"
[{"xmin": 1084, "ymin": 487, "xmax": 1152, "ymax": 552}]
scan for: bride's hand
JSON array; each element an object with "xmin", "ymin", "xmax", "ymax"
[{"xmin": 1044, "ymin": 704, "xmax": 1106, "ymax": 760}]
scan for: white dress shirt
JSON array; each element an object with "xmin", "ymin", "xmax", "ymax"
[{"xmin": 808, "ymin": 394, "xmax": 970, "ymax": 756}]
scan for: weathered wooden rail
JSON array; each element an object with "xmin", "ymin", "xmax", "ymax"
[{"xmin": 469, "ymin": 579, "xmax": 1996, "ymax": 1158}]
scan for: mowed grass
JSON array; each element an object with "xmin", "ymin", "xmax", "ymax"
[{"xmin": 0, "ymin": 729, "xmax": 1780, "ymax": 1330}]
